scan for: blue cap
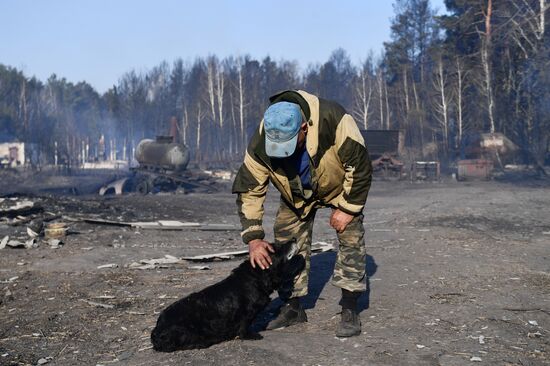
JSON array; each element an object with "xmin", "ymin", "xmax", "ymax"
[{"xmin": 264, "ymin": 102, "xmax": 302, "ymax": 157}]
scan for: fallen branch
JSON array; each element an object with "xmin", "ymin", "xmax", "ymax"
[{"xmin": 79, "ymin": 299, "xmax": 114, "ymax": 309}]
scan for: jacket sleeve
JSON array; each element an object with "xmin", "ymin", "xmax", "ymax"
[
  {"xmin": 232, "ymin": 136, "xmax": 270, "ymax": 244},
  {"xmin": 334, "ymin": 114, "xmax": 372, "ymax": 215}
]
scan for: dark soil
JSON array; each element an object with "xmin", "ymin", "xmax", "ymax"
[{"xmin": 0, "ymin": 178, "xmax": 549, "ymax": 365}]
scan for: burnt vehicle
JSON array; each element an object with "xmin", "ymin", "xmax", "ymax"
[
  {"xmin": 131, "ymin": 136, "xmax": 217, "ymax": 194},
  {"xmin": 100, "ymin": 136, "xmax": 217, "ymax": 195}
]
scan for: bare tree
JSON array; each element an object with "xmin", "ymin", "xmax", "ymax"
[
  {"xmin": 182, "ymin": 104, "xmax": 189, "ymax": 146},
  {"xmin": 237, "ymin": 57, "xmax": 246, "ymax": 150},
  {"xmin": 353, "ymin": 59, "xmax": 373, "ymax": 130},
  {"xmin": 215, "ymin": 65, "xmax": 225, "ymax": 128},
  {"xmin": 196, "ymin": 102, "xmax": 205, "ymax": 161},
  {"xmin": 480, "ymin": 0, "xmax": 497, "ymax": 134},
  {"xmin": 376, "ymin": 66, "xmax": 385, "ymax": 129},
  {"xmin": 402, "ymin": 65, "xmax": 411, "ymax": 114},
  {"xmin": 206, "ymin": 58, "xmax": 217, "ymax": 123},
  {"xmin": 507, "ymin": 0, "xmax": 548, "ymax": 58},
  {"xmin": 432, "ymin": 56, "xmax": 452, "ymax": 156},
  {"xmin": 18, "ymin": 78, "xmax": 29, "ymax": 139},
  {"xmin": 384, "ymin": 76, "xmax": 391, "ymax": 129},
  {"xmin": 454, "ymin": 56, "xmax": 468, "ymax": 150}
]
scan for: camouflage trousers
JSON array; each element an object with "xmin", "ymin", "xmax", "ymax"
[{"xmin": 274, "ymin": 198, "xmax": 367, "ymax": 298}]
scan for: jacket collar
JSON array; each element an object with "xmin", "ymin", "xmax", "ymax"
[{"xmin": 295, "ymin": 90, "xmax": 319, "ymax": 158}]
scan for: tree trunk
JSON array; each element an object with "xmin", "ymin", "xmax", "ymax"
[
  {"xmin": 455, "ymin": 57, "xmax": 465, "ymax": 151},
  {"xmin": 377, "ymin": 68, "xmax": 384, "ymax": 129},
  {"xmin": 196, "ymin": 104, "xmax": 202, "ymax": 162},
  {"xmin": 384, "ymin": 79, "xmax": 390, "ymax": 129},
  {"xmin": 540, "ymin": 0, "xmax": 546, "ymax": 38},
  {"xmin": 434, "ymin": 57, "xmax": 450, "ymax": 157},
  {"xmin": 238, "ymin": 62, "xmax": 246, "ymax": 151},
  {"xmin": 403, "ymin": 66, "xmax": 410, "ymax": 114},
  {"xmin": 482, "ymin": 0, "xmax": 496, "ymax": 134}
]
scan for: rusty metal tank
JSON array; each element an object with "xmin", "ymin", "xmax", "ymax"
[{"xmin": 135, "ymin": 137, "xmax": 190, "ymax": 172}]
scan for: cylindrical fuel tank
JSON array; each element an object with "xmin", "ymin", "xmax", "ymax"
[{"xmin": 135, "ymin": 139, "xmax": 190, "ymax": 171}]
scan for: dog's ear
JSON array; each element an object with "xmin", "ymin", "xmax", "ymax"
[
  {"xmin": 272, "ymin": 238, "xmax": 297, "ymax": 256},
  {"xmin": 285, "ymin": 254, "xmax": 306, "ymax": 278}
]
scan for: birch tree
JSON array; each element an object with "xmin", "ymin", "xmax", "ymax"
[
  {"xmin": 454, "ymin": 56, "xmax": 468, "ymax": 150},
  {"xmin": 353, "ymin": 58, "xmax": 374, "ymax": 130},
  {"xmin": 432, "ymin": 56, "xmax": 452, "ymax": 156},
  {"xmin": 480, "ymin": 0, "xmax": 497, "ymax": 134},
  {"xmin": 375, "ymin": 66, "xmax": 385, "ymax": 129}
]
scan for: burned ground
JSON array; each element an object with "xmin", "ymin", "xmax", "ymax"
[{"xmin": 0, "ymin": 179, "xmax": 549, "ymax": 365}]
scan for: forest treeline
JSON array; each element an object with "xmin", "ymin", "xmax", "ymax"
[{"xmin": 1, "ymin": 0, "xmax": 548, "ymax": 167}]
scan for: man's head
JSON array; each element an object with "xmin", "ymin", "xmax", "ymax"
[{"xmin": 264, "ymin": 102, "xmax": 307, "ymax": 158}]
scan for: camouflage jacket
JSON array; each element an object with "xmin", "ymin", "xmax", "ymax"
[{"xmin": 232, "ymin": 90, "xmax": 372, "ymax": 244}]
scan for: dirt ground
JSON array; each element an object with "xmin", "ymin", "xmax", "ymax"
[{"xmin": 0, "ymin": 176, "xmax": 549, "ymax": 366}]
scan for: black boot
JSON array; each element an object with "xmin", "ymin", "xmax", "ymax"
[
  {"xmin": 266, "ymin": 298, "xmax": 307, "ymax": 330},
  {"xmin": 336, "ymin": 289, "xmax": 361, "ymax": 337}
]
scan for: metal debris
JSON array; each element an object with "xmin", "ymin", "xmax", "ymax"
[
  {"xmin": 44, "ymin": 222, "xmax": 68, "ymax": 239},
  {"xmin": 5, "ymin": 239, "xmax": 24, "ymax": 248},
  {"xmin": 98, "ymin": 177, "xmax": 131, "ymax": 196},
  {"xmin": 188, "ymin": 265, "xmax": 211, "ymax": 270},
  {"xmin": 97, "ymin": 263, "xmax": 118, "ymax": 269},
  {"xmin": 180, "ymin": 250, "xmax": 248, "ymax": 262},
  {"xmin": 179, "ymin": 242, "xmax": 335, "ymax": 263},
  {"xmin": 128, "ymin": 255, "xmax": 181, "ymax": 270},
  {"xmin": 80, "ymin": 217, "xmax": 132, "ymax": 227},
  {"xmin": 47, "ymin": 239, "xmax": 63, "ymax": 249},
  {"xmin": 194, "ymin": 224, "xmax": 239, "ymax": 231},
  {"xmin": 28, "ymin": 217, "xmax": 50, "ymax": 234},
  {"xmin": 0, "ymin": 236, "xmax": 8, "ymax": 249},
  {"xmin": 0, "ymin": 200, "xmax": 43, "ymax": 218},
  {"xmin": 77, "ymin": 217, "xmax": 238, "ymax": 231},
  {"xmin": 25, "ymin": 238, "xmax": 36, "ymax": 248},
  {"xmin": 470, "ymin": 356, "xmax": 482, "ymax": 362},
  {"xmin": 5, "ymin": 238, "xmax": 36, "ymax": 249},
  {"xmin": 158, "ymin": 220, "xmax": 200, "ymax": 228},
  {"xmin": 125, "ymin": 241, "xmax": 336, "ymax": 272},
  {"xmin": 27, "ymin": 227, "xmax": 39, "ymax": 238},
  {"xmin": 128, "ymin": 263, "xmax": 156, "ymax": 270},
  {"xmin": 132, "ymin": 221, "xmax": 237, "ymax": 231}
]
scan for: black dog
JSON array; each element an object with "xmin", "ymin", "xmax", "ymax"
[{"xmin": 151, "ymin": 241, "xmax": 305, "ymax": 352}]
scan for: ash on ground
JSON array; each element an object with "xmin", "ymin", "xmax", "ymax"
[{"xmin": 0, "ymin": 173, "xmax": 549, "ymax": 365}]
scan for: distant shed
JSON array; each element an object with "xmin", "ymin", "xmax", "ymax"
[
  {"xmin": 360, "ymin": 130, "xmax": 403, "ymax": 159},
  {"xmin": 360, "ymin": 130, "xmax": 405, "ymax": 180}
]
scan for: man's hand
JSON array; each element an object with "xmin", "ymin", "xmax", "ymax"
[
  {"xmin": 248, "ymin": 239, "xmax": 274, "ymax": 270},
  {"xmin": 330, "ymin": 208, "xmax": 354, "ymax": 233}
]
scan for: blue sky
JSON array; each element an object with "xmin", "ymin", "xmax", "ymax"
[{"xmin": 1, "ymin": 0, "xmax": 446, "ymax": 93}]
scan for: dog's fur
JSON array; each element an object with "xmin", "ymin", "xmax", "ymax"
[{"xmin": 151, "ymin": 241, "xmax": 305, "ymax": 352}]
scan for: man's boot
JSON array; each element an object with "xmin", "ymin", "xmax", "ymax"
[
  {"xmin": 266, "ymin": 298, "xmax": 307, "ymax": 330},
  {"xmin": 336, "ymin": 289, "xmax": 361, "ymax": 337}
]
